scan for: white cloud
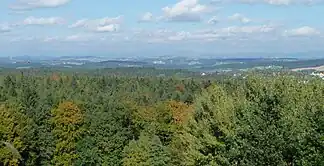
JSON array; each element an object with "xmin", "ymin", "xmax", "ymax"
[
  {"xmin": 41, "ymin": 35, "xmax": 106, "ymax": 42},
  {"xmin": 210, "ymin": 0, "xmax": 223, "ymax": 4},
  {"xmin": 10, "ymin": 38, "xmax": 20, "ymax": 42},
  {"xmin": 239, "ymin": 0, "xmax": 293, "ymax": 5},
  {"xmin": 130, "ymin": 29, "xmax": 175, "ymax": 43},
  {"xmin": 261, "ymin": 0, "xmax": 324, "ymax": 5},
  {"xmin": 228, "ymin": 13, "xmax": 251, "ymax": 24},
  {"xmin": 177, "ymin": 28, "xmax": 243, "ymax": 41},
  {"xmin": 0, "ymin": 24, "xmax": 11, "ymax": 32},
  {"xmin": 283, "ymin": 26, "xmax": 320, "ymax": 37},
  {"xmin": 68, "ymin": 19, "xmax": 88, "ymax": 28},
  {"xmin": 65, "ymin": 35, "xmax": 81, "ymax": 41},
  {"xmin": 218, "ymin": 0, "xmax": 323, "ymax": 5},
  {"xmin": 43, "ymin": 36, "xmax": 59, "ymax": 42},
  {"xmin": 139, "ymin": 12, "xmax": 154, "ymax": 22},
  {"xmin": 129, "ymin": 24, "xmax": 279, "ymax": 43},
  {"xmin": 197, "ymin": 25, "xmax": 277, "ymax": 40},
  {"xmin": 207, "ymin": 16, "xmax": 219, "ymax": 24},
  {"xmin": 22, "ymin": 16, "xmax": 64, "ymax": 25},
  {"xmin": 9, "ymin": 36, "xmax": 37, "ymax": 42},
  {"xmin": 95, "ymin": 24, "xmax": 120, "ymax": 32},
  {"xmin": 64, "ymin": 34, "xmax": 92, "ymax": 42},
  {"xmin": 265, "ymin": 0, "xmax": 294, "ymax": 5},
  {"xmin": 69, "ymin": 16, "xmax": 122, "ymax": 32},
  {"xmin": 167, "ymin": 31, "xmax": 223, "ymax": 42},
  {"xmin": 207, "ymin": 25, "xmax": 277, "ymax": 35},
  {"xmin": 10, "ymin": 0, "xmax": 70, "ymax": 10},
  {"xmin": 161, "ymin": 0, "xmax": 214, "ymax": 22},
  {"xmin": 168, "ymin": 31, "xmax": 190, "ymax": 41}
]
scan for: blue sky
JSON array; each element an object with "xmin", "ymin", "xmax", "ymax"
[{"xmin": 0, "ymin": 0, "xmax": 324, "ymax": 57}]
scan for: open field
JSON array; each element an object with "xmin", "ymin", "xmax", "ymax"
[{"xmin": 292, "ymin": 65, "xmax": 324, "ymax": 71}]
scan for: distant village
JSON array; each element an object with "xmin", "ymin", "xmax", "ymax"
[{"xmin": 311, "ymin": 71, "xmax": 324, "ymax": 79}]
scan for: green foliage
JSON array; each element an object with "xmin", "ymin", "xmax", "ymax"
[
  {"xmin": 0, "ymin": 69, "xmax": 323, "ymax": 165},
  {"xmin": 77, "ymin": 100, "xmax": 133, "ymax": 166},
  {"xmin": 182, "ymin": 84, "xmax": 235, "ymax": 166},
  {"xmin": 122, "ymin": 133, "xmax": 171, "ymax": 166},
  {"xmin": 181, "ymin": 76, "xmax": 324, "ymax": 166}
]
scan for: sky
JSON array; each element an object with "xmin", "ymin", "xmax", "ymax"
[{"xmin": 0, "ymin": 0, "xmax": 324, "ymax": 57}]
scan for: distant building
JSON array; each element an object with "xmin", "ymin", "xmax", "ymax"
[{"xmin": 311, "ymin": 72, "xmax": 324, "ymax": 79}]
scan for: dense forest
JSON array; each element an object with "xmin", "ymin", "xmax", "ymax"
[{"xmin": 0, "ymin": 68, "xmax": 323, "ymax": 166}]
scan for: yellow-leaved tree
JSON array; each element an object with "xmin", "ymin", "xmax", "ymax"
[
  {"xmin": 0, "ymin": 103, "xmax": 31, "ymax": 166},
  {"xmin": 50, "ymin": 101, "xmax": 84, "ymax": 166}
]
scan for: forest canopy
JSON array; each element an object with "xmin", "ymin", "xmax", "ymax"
[{"xmin": 0, "ymin": 68, "xmax": 323, "ymax": 166}]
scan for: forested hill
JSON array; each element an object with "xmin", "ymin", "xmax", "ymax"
[{"xmin": 0, "ymin": 68, "xmax": 323, "ymax": 166}]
